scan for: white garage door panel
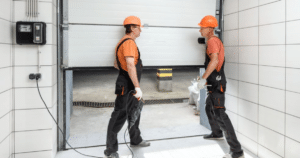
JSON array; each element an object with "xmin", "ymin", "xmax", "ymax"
[
  {"xmin": 69, "ymin": 0, "xmax": 216, "ymax": 27},
  {"xmin": 69, "ymin": 25, "xmax": 205, "ymax": 67}
]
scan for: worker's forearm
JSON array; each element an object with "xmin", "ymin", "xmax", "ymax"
[
  {"xmin": 127, "ymin": 64, "xmax": 140, "ymax": 87},
  {"xmin": 202, "ymin": 60, "xmax": 218, "ymax": 79}
]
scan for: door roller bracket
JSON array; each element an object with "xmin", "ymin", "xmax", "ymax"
[{"xmin": 60, "ymin": 24, "xmax": 69, "ymax": 30}]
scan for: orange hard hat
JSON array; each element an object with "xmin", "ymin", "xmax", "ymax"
[
  {"xmin": 123, "ymin": 16, "xmax": 143, "ymax": 27},
  {"xmin": 198, "ymin": 15, "xmax": 218, "ymax": 28}
]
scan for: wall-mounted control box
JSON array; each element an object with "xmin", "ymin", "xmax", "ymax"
[{"xmin": 16, "ymin": 21, "xmax": 46, "ymax": 45}]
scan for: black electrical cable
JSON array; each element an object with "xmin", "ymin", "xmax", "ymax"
[
  {"xmin": 124, "ymin": 128, "xmax": 135, "ymax": 158},
  {"xmin": 125, "ymin": 90, "xmax": 137, "ymax": 158},
  {"xmin": 36, "ymin": 79, "xmax": 104, "ymax": 158},
  {"xmin": 36, "ymin": 79, "xmax": 137, "ymax": 158}
]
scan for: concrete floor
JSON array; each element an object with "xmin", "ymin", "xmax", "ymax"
[
  {"xmin": 67, "ymin": 103, "xmax": 210, "ymax": 148},
  {"xmin": 73, "ymin": 68, "xmax": 200, "ymax": 102},
  {"xmin": 57, "ymin": 136, "xmax": 258, "ymax": 158}
]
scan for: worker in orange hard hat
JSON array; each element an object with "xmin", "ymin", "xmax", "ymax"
[
  {"xmin": 198, "ymin": 15, "xmax": 244, "ymax": 158},
  {"xmin": 104, "ymin": 16, "xmax": 150, "ymax": 158}
]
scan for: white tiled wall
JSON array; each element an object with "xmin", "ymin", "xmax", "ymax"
[
  {"xmin": 0, "ymin": 0, "xmax": 58, "ymax": 158},
  {"xmin": 239, "ymin": 46, "xmax": 259, "ymax": 65},
  {"xmin": 259, "ymin": 45, "xmax": 285, "ymax": 67},
  {"xmin": 0, "ymin": 0, "xmax": 13, "ymax": 158},
  {"xmin": 224, "ymin": 0, "xmax": 299, "ymax": 157},
  {"xmin": 239, "ymin": 8, "xmax": 258, "ymax": 28}
]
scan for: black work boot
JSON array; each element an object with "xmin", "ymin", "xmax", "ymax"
[
  {"xmin": 104, "ymin": 151, "xmax": 119, "ymax": 158},
  {"xmin": 223, "ymin": 150, "xmax": 244, "ymax": 158},
  {"xmin": 203, "ymin": 132, "xmax": 223, "ymax": 140},
  {"xmin": 130, "ymin": 140, "xmax": 151, "ymax": 147}
]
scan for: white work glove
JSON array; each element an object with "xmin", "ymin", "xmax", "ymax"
[
  {"xmin": 134, "ymin": 87, "xmax": 143, "ymax": 100},
  {"xmin": 197, "ymin": 77, "xmax": 207, "ymax": 90}
]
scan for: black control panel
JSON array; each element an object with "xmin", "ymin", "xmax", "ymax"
[{"xmin": 16, "ymin": 21, "xmax": 46, "ymax": 45}]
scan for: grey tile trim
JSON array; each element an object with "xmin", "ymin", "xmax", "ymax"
[
  {"xmin": 0, "ymin": 43, "xmax": 12, "ymax": 45},
  {"xmin": 224, "ymin": 45, "xmax": 239, "ymax": 47},
  {"xmin": 13, "ymin": 64, "xmax": 56, "ymax": 67},
  {"xmin": 13, "ymin": 0, "xmax": 53, "ymax": 4},
  {"xmin": 239, "ymin": 62, "xmax": 259, "ymax": 65},
  {"xmin": 238, "ymin": 25, "xmax": 260, "ymax": 30},
  {"xmin": 0, "ymin": 17, "xmax": 11, "ymax": 22},
  {"xmin": 286, "ymin": 43, "xmax": 300, "ymax": 45},
  {"xmin": 238, "ymin": 45, "xmax": 260, "ymax": 47},
  {"xmin": 0, "ymin": 42, "xmax": 12, "ymax": 45},
  {"xmin": 259, "ymin": 21, "xmax": 286, "ymax": 27},
  {"xmin": 224, "ymin": 28, "xmax": 239, "ymax": 32},
  {"xmin": 285, "ymin": 89, "xmax": 300, "ymax": 95},
  {"xmin": 12, "ymin": 65, "xmax": 53, "ymax": 67},
  {"xmin": 286, "ymin": 19, "xmax": 300, "ymax": 23},
  {"xmin": 0, "ymin": 66, "xmax": 12, "ymax": 70},
  {"xmin": 0, "ymin": 88, "xmax": 12, "ymax": 95},
  {"xmin": 13, "ymin": 86, "xmax": 53, "ymax": 89},
  {"xmin": 225, "ymin": 61, "xmax": 239, "ymax": 64},
  {"xmin": 258, "ymin": 0, "xmax": 282, "ymax": 7},
  {"xmin": 12, "ymin": 44, "xmax": 56, "ymax": 46},
  {"xmin": 224, "ymin": 11, "xmax": 239, "ymax": 16},
  {"xmin": 258, "ymin": 143, "xmax": 285, "ymax": 158},
  {"xmin": 285, "ymin": 136, "xmax": 300, "ymax": 145},
  {"xmin": 257, "ymin": 5, "xmax": 260, "ymax": 154},
  {"xmin": 14, "ymin": 106, "xmax": 53, "ymax": 111},
  {"xmin": 258, "ymin": 44, "xmax": 290, "ymax": 46},
  {"xmin": 238, "ymin": 6, "xmax": 259, "ymax": 13},
  {"xmin": 258, "ymin": 104, "xmax": 285, "ymax": 115},
  {"xmin": 224, "ymin": 46, "xmax": 239, "ymax": 48},
  {"xmin": 286, "ymin": 113, "xmax": 300, "ymax": 122},
  {"xmin": 0, "ymin": 132, "xmax": 12, "ymax": 145},
  {"xmin": 14, "ymin": 149, "xmax": 52, "ymax": 155},
  {"xmin": 14, "ymin": 128, "xmax": 52, "ymax": 133},
  {"xmin": 0, "ymin": 110, "xmax": 12, "ymax": 120},
  {"xmin": 259, "ymin": 124, "xmax": 285, "ymax": 138},
  {"xmin": 239, "ymin": 26, "xmax": 259, "ymax": 30},
  {"xmin": 237, "ymin": 0, "xmax": 240, "ymax": 134},
  {"xmin": 236, "ymin": 131, "xmax": 259, "ymax": 144},
  {"xmin": 258, "ymin": 65, "xmax": 286, "ymax": 69},
  {"xmin": 285, "ymin": 1, "xmax": 287, "ymax": 155}
]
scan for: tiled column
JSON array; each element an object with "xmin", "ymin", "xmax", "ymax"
[{"xmin": 11, "ymin": 0, "xmax": 57, "ymax": 158}]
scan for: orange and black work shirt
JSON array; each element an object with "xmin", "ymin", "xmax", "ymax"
[
  {"xmin": 115, "ymin": 35, "xmax": 139, "ymax": 72},
  {"xmin": 206, "ymin": 36, "xmax": 225, "ymax": 72}
]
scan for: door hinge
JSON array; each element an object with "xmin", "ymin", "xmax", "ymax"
[
  {"xmin": 61, "ymin": 65, "xmax": 68, "ymax": 69},
  {"xmin": 60, "ymin": 24, "xmax": 69, "ymax": 30}
]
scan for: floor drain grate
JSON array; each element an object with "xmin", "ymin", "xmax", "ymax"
[{"xmin": 73, "ymin": 98, "xmax": 189, "ymax": 108}]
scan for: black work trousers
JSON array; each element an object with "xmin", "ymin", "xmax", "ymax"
[
  {"xmin": 104, "ymin": 90, "xmax": 143, "ymax": 155},
  {"xmin": 205, "ymin": 92, "xmax": 242, "ymax": 153}
]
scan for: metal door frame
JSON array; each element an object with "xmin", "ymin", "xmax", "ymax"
[{"xmin": 57, "ymin": 0, "xmax": 71, "ymax": 150}]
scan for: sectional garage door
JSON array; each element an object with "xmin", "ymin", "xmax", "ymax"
[{"xmin": 67, "ymin": 0, "xmax": 216, "ymax": 67}]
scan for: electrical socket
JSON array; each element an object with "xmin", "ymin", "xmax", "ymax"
[
  {"xmin": 29, "ymin": 73, "xmax": 36, "ymax": 80},
  {"xmin": 29, "ymin": 73, "xmax": 42, "ymax": 80},
  {"xmin": 36, "ymin": 73, "xmax": 41, "ymax": 80}
]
